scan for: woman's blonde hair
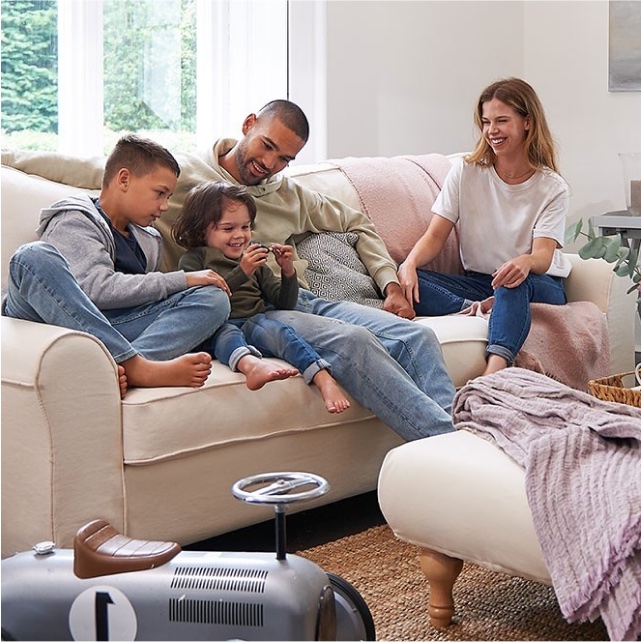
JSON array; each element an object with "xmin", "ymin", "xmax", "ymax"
[{"xmin": 466, "ymin": 77, "xmax": 559, "ymax": 173}]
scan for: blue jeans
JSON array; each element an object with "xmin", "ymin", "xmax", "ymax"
[
  {"xmin": 215, "ymin": 314, "xmax": 331, "ymax": 384},
  {"xmin": 3, "ymin": 242, "xmax": 230, "ymax": 362},
  {"xmin": 414, "ymin": 269, "xmax": 567, "ymax": 363},
  {"xmin": 260, "ymin": 289, "xmax": 456, "ymax": 441}
]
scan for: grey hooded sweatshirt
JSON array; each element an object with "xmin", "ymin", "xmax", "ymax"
[{"xmin": 37, "ymin": 195, "xmax": 187, "ymax": 310}]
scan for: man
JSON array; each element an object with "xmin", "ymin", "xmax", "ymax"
[{"xmin": 163, "ymin": 100, "xmax": 456, "ymax": 441}]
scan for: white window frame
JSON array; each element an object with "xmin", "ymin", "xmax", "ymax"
[{"xmin": 56, "ymin": 0, "xmax": 327, "ymax": 163}]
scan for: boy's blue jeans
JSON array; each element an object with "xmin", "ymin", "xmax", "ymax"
[
  {"xmin": 3, "ymin": 242, "xmax": 230, "ymax": 362},
  {"xmin": 214, "ymin": 314, "xmax": 331, "ymax": 385},
  {"xmin": 413, "ymin": 269, "xmax": 567, "ymax": 364}
]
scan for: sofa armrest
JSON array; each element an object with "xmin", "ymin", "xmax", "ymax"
[
  {"xmin": 564, "ymin": 253, "xmax": 635, "ymax": 375},
  {"xmin": 1, "ymin": 317, "xmax": 126, "ymax": 555}
]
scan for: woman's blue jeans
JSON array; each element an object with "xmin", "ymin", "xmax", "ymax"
[
  {"xmin": 414, "ymin": 269, "xmax": 567, "ymax": 364},
  {"xmin": 214, "ymin": 314, "xmax": 331, "ymax": 384},
  {"xmin": 3, "ymin": 241, "xmax": 230, "ymax": 362}
]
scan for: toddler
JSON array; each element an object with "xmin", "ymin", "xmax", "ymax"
[{"xmin": 173, "ymin": 181, "xmax": 350, "ymax": 413}]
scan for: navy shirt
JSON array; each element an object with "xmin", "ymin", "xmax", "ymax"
[{"xmin": 93, "ymin": 199, "xmax": 147, "ymax": 275}]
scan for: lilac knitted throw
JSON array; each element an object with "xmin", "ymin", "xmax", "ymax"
[{"xmin": 452, "ymin": 368, "xmax": 641, "ymax": 641}]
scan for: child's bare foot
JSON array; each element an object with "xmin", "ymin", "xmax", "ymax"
[
  {"xmin": 117, "ymin": 364, "xmax": 128, "ymax": 399},
  {"xmin": 313, "ymin": 370, "xmax": 351, "ymax": 414},
  {"xmin": 237, "ymin": 355, "xmax": 298, "ymax": 390},
  {"xmin": 122, "ymin": 352, "xmax": 212, "ymax": 389}
]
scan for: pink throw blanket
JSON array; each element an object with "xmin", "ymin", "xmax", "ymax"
[
  {"xmin": 336, "ymin": 156, "xmax": 610, "ymax": 391},
  {"xmin": 334, "ymin": 154, "xmax": 463, "ymax": 274},
  {"xmin": 453, "ymin": 368, "xmax": 641, "ymax": 641}
]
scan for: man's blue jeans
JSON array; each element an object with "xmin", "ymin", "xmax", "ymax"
[
  {"xmin": 414, "ymin": 269, "xmax": 567, "ymax": 364},
  {"xmin": 3, "ymin": 242, "xmax": 230, "ymax": 362},
  {"xmin": 260, "ymin": 289, "xmax": 456, "ymax": 442}
]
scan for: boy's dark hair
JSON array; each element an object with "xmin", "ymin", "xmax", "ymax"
[
  {"xmin": 173, "ymin": 181, "xmax": 257, "ymax": 249},
  {"xmin": 103, "ymin": 134, "xmax": 181, "ymax": 188},
  {"xmin": 257, "ymin": 99, "xmax": 310, "ymax": 143}
]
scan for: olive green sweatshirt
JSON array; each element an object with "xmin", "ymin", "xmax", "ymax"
[{"xmin": 178, "ymin": 246, "xmax": 299, "ymax": 319}]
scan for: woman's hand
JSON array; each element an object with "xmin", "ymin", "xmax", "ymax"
[
  {"xmin": 491, "ymin": 256, "xmax": 532, "ymax": 289},
  {"xmin": 491, "ymin": 239, "xmax": 557, "ymax": 288},
  {"xmin": 185, "ymin": 269, "xmax": 232, "ymax": 296},
  {"xmin": 397, "ymin": 260, "xmax": 420, "ymax": 306},
  {"xmin": 270, "ymin": 243, "xmax": 296, "ymax": 278}
]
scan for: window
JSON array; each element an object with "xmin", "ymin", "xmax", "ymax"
[{"xmin": 1, "ymin": 0, "xmax": 297, "ymax": 157}]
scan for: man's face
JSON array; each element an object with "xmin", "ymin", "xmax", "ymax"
[{"xmin": 233, "ymin": 114, "xmax": 306, "ymax": 186}]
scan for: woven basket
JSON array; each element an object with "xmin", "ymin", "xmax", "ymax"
[{"xmin": 588, "ymin": 370, "xmax": 641, "ymax": 407}]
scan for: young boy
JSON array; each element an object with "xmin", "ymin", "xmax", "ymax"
[{"xmin": 3, "ymin": 135, "xmax": 231, "ymax": 397}]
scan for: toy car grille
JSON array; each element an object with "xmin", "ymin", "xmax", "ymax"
[
  {"xmin": 169, "ymin": 598, "xmax": 264, "ymax": 627},
  {"xmin": 170, "ymin": 566, "xmax": 268, "ymax": 593}
]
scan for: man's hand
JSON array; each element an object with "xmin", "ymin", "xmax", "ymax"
[
  {"xmin": 185, "ymin": 269, "xmax": 231, "ymax": 296},
  {"xmin": 383, "ymin": 283, "xmax": 416, "ymax": 319}
]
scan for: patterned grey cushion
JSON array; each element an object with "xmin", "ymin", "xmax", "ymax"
[{"xmin": 296, "ymin": 232, "xmax": 384, "ymax": 308}]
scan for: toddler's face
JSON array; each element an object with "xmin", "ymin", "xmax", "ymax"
[{"xmin": 205, "ymin": 201, "xmax": 252, "ymax": 260}]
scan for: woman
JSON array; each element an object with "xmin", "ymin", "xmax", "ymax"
[{"xmin": 398, "ymin": 77, "xmax": 571, "ymax": 376}]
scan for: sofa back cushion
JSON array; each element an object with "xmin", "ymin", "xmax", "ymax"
[{"xmin": 1, "ymin": 165, "xmax": 98, "ymax": 288}]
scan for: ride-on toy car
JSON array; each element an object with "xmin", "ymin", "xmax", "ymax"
[{"xmin": 1, "ymin": 472, "xmax": 375, "ymax": 641}]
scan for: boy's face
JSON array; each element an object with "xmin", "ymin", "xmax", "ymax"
[
  {"xmin": 206, "ymin": 200, "xmax": 252, "ymax": 260},
  {"xmin": 119, "ymin": 166, "xmax": 177, "ymax": 227}
]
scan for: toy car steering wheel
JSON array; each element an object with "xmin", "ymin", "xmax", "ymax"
[{"xmin": 232, "ymin": 472, "xmax": 330, "ymax": 506}]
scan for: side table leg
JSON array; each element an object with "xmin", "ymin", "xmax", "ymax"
[{"xmin": 419, "ymin": 548, "xmax": 464, "ymax": 628}]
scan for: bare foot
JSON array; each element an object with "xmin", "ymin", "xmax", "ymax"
[
  {"xmin": 479, "ymin": 295, "xmax": 495, "ymax": 315},
  {"xmin": 237, "ymin": 355, "xmax": 298, "ymax": 390},
  {"xmin": 313, "ymin": 370, "xmax": 351, "ymax": 414},
  {"xmin": 117, "ymin": 364, "xmax": 128, "ymax": 399},
  {"xmin": 122, "ymin": 352, "xmax": 212, "ymax": 389},
  {"xmin": 482, "ymin": 353, "xmax": 509, "ymax": 376},
  {"xmin": 458, "ymin": 296, "xmax": 495, "ymax": 318}
]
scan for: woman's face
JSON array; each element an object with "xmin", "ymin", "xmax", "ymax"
[{"xmin": 481, "ymin": 98, "xmax": 530, "ymax": 159}]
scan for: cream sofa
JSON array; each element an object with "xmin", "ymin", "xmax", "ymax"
[{"xmin": 1, "ymin": 150, "xmax": 633, "ymax": 559}]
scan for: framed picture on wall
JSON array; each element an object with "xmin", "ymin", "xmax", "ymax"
[{"xmin": 609, "ymin": 0, "xmax": 641, "ymax": 91}]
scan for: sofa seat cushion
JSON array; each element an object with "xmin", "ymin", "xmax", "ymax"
[
  {"xmin": 121, "ymin": 359, "xmax": 376, "ymax": 464},
  {"xmin": 378, "ymin": 431, "xmax": 551, "ymax": 583},
  {"xmin": 121, "ymin": 316, "xmax": 489, "ymax": 466},
  {"xmin": 415, "ymin": 316, "xmax": 488, "ymax": 387}
]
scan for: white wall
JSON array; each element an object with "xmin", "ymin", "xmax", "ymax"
[{"xmin": 307, "ymin": 0, "xmax": 641, "ymax": 243}]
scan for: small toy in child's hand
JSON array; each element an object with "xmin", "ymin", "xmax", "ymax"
[{"xmin": 251, "ymin": 241, "xmax": 272, "ymax": 253}]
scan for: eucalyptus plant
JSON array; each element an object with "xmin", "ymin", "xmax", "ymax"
[{"xmin": 566, "ymin": 219, "xmax": 641, "ymax": 317}]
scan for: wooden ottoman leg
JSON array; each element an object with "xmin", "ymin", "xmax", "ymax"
[{"xmin": 419, "ymin": 548, "xmax": 464, "ymax": 628}]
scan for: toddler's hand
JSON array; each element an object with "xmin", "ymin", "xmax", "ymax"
[
  {"xmin": 240, "ymin": 242, "xmax": 270, "ymax": 276},
  {"xmin": 271, "ymin": 243, "xmax": 295, "ymax": 278}
]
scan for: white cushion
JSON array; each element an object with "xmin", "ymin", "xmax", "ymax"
[
  {"xmin": 1, "ymin": 165, "xmax": 98, "ymax": 288},
  {"xmin": 378, "ymin": 431, "xmax": 551, "ymax": 583}
]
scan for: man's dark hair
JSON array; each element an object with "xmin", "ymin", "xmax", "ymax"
[
  {"xmin": 103, "ymin": 134, "xmax": 181, "ymax": 188},
  {"xmin": 257, "ymin": 99, "xmax": 310, "ymax": 143}
]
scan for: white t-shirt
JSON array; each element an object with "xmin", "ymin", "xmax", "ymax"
[{"xmin": 432, "ymin": 159, "xmax": 572, "ymax": 278}]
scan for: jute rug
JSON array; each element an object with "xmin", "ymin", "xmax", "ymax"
[{"xmin": 295, "ymin": 524, "xmax": 609, "ymax": 641}]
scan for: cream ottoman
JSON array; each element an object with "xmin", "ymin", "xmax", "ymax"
[{"xmin": 377, "ymin": 430, "xmax": 550, "ymax": 627}]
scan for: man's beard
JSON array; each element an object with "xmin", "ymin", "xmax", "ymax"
[{"xmin": 235, "ymin": 146, "xmax": 268, "ymax": 186}]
